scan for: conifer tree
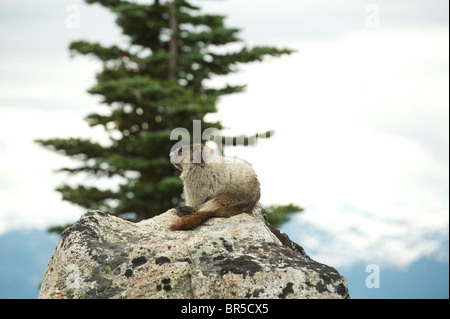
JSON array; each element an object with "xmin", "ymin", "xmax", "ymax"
[{"xmin": 36, "ymin": 0, "xmax": 295, "ymax": 227}]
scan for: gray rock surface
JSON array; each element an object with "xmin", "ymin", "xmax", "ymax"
[{"xmin": 38, "ymin": 209, "xmax": 350, "ymax": 299}]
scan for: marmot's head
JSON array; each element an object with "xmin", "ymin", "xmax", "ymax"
[{"xmin": 170, "ymin": 143, "xmax": 216, "ymax": 170}]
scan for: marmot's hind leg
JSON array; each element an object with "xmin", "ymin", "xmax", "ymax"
[
  {"xmin": 175, "ymin": 206, "xmax": 194, "ymax": 217},
  {"xmin": 169, "ymin": 195, "xmax": 256, "ymax": 231},
  {"xmin": 198, "ymin": 194, "xmax": 253, "ymax": 218}
]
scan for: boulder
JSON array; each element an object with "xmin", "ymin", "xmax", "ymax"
[{"xmin": 38, "ymin": 208, "xmax": 350, "ymax": 299}]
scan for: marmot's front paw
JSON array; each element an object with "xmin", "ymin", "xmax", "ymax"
[{"xmin": 175, "ymin": 206, "xmax": 194, "ymax": 217}]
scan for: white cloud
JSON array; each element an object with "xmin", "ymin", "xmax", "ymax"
[
  {"xmin": 0, "ymin": 56, "xmax": 100, "ymax": 109},
  {"xmin": 0, "ymin": 105, "xmax": 95, "ymax": 234},
  {"xmin": 288, "ymin": 205, "xmax": 449, "ymax": 269},
  {"xmin": 0, "ymin": 56, "xmax": 110, "ymax": 234},
  {"xmin": 215, "ymin": 26, "xmax": 449, "ymax": 269}
]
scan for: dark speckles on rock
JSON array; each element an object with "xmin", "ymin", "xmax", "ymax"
[
  {"xmin": 179, "ymin": 258, "xmax": 192, "ymax": 264},
  {"xmin": 155, "ymin": 256, "xmax": 171, "ymax": 265},
  {"xmin": 212, "ymin": 255, "xmax": 225, "ymax": 261},
  {"xmin": 216, "ymin": 255, "xmax": 262, "ymax": 278},
  {"xmin": 124, "ymin": 269, "xmax": 133, "ymax": 278},
  {"xmin": 162, "ymin": 278, "xmax": 172, "ymax": 291},
  {"xmin": 245, "ymin": 288, "xmax": 265, "ymax": 298},
  {"xmin": 253, "ymin": 288, "xmax": 264, "ymax": 297},
  {"xmin": 316, "ymin": 281, "xmax": 328, "ymax": 293},
  {"xmin": 336, "ymin": 283, "xmax": 350, "ymax": 298},
  {"xmin": 157, "ymin": 278, "xmax": 172, "ymax": 292},
  {"xmin": 60, "ymin": 221, "xmax": 99, "ymax": 244},
  {"xmin": 278, "ymin": 282, "xmax": 294, "ymax": 299},
  {"xmin": 131, "ymin": 256, "xmax": 147, "ymax": 268},
  {"xmin": 84, "ymin": 210, "xmax": 107, "ymax": 218},
  {"xmin": 219, "ymin": 237, "xmax": 233, "ymax": 252}
]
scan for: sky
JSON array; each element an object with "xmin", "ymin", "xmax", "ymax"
[{"xmin": 0, "ymin": 0, "xmax": 448, "ymax": 298}]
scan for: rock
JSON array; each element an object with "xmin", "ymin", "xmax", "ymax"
[{"xmin": 38, "ymin": 209, "xmax": 350, "ymax": 299}]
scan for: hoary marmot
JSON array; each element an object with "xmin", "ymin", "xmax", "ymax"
[{"xmin": 169, "ymin": 144, "xmax": 261, "ymax": 231}]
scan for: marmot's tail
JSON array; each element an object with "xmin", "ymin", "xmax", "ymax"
[{"xmin": 169, "ymin": 211, "xmax": 215, "ymax": 231}]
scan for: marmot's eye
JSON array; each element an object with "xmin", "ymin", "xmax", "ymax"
[{"xmin": 178, "ymin": 148, "xmax": 183, "ymax": 156}]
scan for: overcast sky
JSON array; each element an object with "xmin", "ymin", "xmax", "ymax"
[{"xmin": 0, "ymin": 0, "xmax": 448, "ymax": 273}]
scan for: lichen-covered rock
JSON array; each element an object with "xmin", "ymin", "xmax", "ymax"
[{"xmin": 38, "ymin": 209, "xmax": 350, "ymax": 299}]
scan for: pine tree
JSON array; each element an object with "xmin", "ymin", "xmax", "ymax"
[{"xmin": 36, "ymin": 0, "xmax": 295, "ymax": 228}]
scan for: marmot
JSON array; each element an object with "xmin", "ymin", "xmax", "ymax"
[{"xmin": 169, "ymin": 143, "xmax": 261, "ymax": 231}]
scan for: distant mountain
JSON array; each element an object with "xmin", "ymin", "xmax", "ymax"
[
  {"xmin": 340, "ymin": 258, "xmax": 449, "ymax": 299},
  {"xmin": 0, "ymin": 229, "xmax": 59, "ymax": 299}
]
